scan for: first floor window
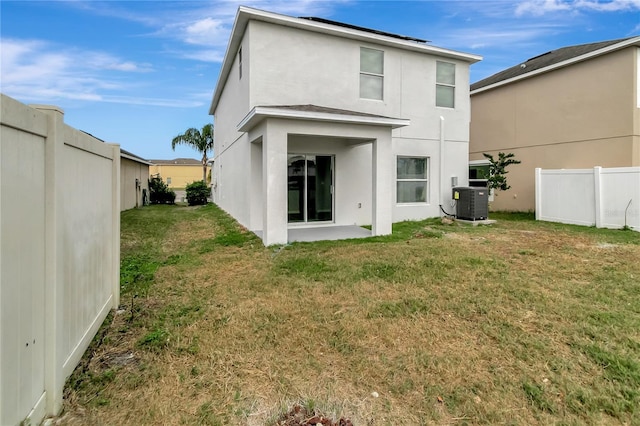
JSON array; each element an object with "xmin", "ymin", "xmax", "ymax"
[
  {"xmin": 469, "ymin": 160, "xmax": 491, "ymax": 188},
  {"xmin": 397, "ymin": 156, "xmax": 428, "ymax": 203}
]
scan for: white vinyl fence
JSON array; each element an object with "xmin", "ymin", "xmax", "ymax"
[
  {"xmin": 535, "ymin": 166, "xmax": 640, "ymax": 231},
  {"xmin": 1, "ymin": 94, "xmax": 120, "ymax": 425}
]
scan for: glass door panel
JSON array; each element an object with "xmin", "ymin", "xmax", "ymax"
[
  {"xmin": 288, "ymin": 154, "xmax": 333, "ymax": 223},
  {"xmin": 287, "ymin": 155, "xmax": 305, "ymax": 223},
  {"xmin": 308, "ymin": 155, "xmax": 333, "ymax": 222}
]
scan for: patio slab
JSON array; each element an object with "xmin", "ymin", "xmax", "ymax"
[{"xmin": 253, "ymin": 225, "xmax": 372, "ymax": 243}]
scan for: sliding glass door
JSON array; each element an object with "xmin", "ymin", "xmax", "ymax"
[{"xmin": 287, "ymin": 154, "xmax": 333, "ymax": 223}]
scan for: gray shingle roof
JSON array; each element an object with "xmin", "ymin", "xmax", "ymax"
[
  {"xmin": 471, "ymin": 37, "xmax": 637, "ymax": 92},
  {"xmin": 150, "ymin": 158, "xmax": 201, "ymax": 165},
  {"xmin": 263, "ymin": 104, "xmax": 398, "ymax": 119},
  {"xmin": 121, "ymin": 148, "xmax": 148, "ymax": 162}
]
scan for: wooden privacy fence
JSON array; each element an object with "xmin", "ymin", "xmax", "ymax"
[
  {"xmin": 0, "ymin": 94, "xmax": 120, "ymax": 425},
  {"xmin": 535, "ymin": 166, "xmax": 640, "ymax": 231}
]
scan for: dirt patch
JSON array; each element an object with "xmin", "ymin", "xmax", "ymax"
[{"xmin": 275, "ymin": 405, "xmax": 353, "ymax": 426}]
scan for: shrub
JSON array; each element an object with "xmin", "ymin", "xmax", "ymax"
[
  {"xmin": 186, "ymin": 180, "xmax": 210, "ymax": 206},
  {"xmin": 149, "ymin": 176, "xmax": 176, "ymax": 204}
]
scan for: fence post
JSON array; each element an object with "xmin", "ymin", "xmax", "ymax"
[
  {"xmin": 36, "ymin": 104, "xmax": 66, "ymax": 416},
  {"xmin": 535, "ymin": 168, "xmax": 542, "ymax": 220},
  {"xmin": 111, "ymin": 144, "xmax": 121, "ymax": 309},
  {"xmin": 594, "ymin": 166, "xmax": 602, "ymax": 228}
]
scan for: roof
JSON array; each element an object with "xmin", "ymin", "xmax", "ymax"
[
  {"xmin": 149, "ymin": 158, "xmax": 202, "ymax": 165},
  {"xmin": 210, "ymin": 6, "xmax": 482, "ymax": 115},
  {"xmin": 471, "ymin": 36, "xmax": 640, "ymax": 93},
  {"xmin": 299, "ymin": 17, "xmax": 429, "ymax": 43},
  {"xmin": 121, "ymin": 148, "xmax": 151, "ymax": 165},
  {"xmin": 237, "ymin": 104, "xmax": 410, "ymax": 132}
]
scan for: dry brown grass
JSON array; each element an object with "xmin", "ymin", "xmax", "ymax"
[{"xmin": 54, "ymin": 206, "xmax": 640, "ymax": 425}]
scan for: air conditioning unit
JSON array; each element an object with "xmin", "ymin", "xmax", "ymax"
[{"xmin": 453, "ymin": 187, "xmax": 488, "ymax": 221}]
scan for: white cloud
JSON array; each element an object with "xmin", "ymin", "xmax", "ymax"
[
  {"xmin": 515, "ymin": 0, "xmax": 572, "ymax": 16},
  {"xmin": 0, "ymin": 38, "xmax": 155, "ymax": 104},
  {"xmin": 434, "ymin": 23, "xmax": 566, "ymax": 50},
  {"xmin": 516, "ymin": 0, "xmax": 640, "ymax": 16},
  {"xmin": 183, "ymin": 17, "xmax": 227, "ymax": 46},
  {"xmin": 86, "ymin": 0, "xmax": 351, "ymax": 63}
]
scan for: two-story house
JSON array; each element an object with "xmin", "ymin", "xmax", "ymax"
[
  {"xmin": 470, "ymin": 36, "xmax": 640, "ymax": 211},
  {"xmin": 210, "ymin": 6, "xmax": 481, "ymax": 245}
]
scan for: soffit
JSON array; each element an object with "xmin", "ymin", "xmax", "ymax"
[{"xmin": 237, "ymin": 104, "xmax": 410, "ymax": 133}]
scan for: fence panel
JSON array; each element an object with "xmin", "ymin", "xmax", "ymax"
[
  {"xmin": 535, "ymin": 169, "xmax": 596, "ymax": 226},
  {"xmin": 536, "ymin": 167, "xmax": 640, "ymax": 231},
  {"xmin": 600, "ymin": 167, "xmax": 640, "ymax": 230},
  {"xmin": 0, "ymin": 107, "xmax": 48, "ymax": 426},
  {"xmin": 0, "ymin": 94, "xmax": 120, "ymax": 425}
]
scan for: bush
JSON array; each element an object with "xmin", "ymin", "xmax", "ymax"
[
  {"xmin": 186, "ymin": 181, "xmax": 210, "ymax": 206},
  {"xmin": 149, "ymin": 176, "xmax": 176, "ymax": 204}
]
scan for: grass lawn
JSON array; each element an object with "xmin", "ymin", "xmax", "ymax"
[{"xmin": 59, "ymin": 205, "xmax": 640, "ymax": 425}]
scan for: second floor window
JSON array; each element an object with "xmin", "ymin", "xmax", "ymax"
[
  {"xmin": 360, "ymin": 47, "xmax": 384, "ymax": 100},
  {"xmin": 436, "ymin": 61, "xmax": 455, "ymax": 108},
  {"xmin": 238, "ymin": 47, "xmax": 243, "ymax": 79}
]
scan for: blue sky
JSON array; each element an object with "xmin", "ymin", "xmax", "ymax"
[{"xmin": 1, "ymin": 1, "xmax": 639, "ymax": 160}]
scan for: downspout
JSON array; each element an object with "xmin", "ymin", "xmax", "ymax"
[{"xmin": 439, "ymin": 116, "xmax": 446, "ymax": 212}]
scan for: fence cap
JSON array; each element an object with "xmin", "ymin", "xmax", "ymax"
[{"xmin": 30, "ymin": 104, "xmax": 65, "ymax": 115}]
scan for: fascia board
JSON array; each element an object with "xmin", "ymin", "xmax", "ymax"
[
  {"xmin": 121, "ymin": 153, "xmax": 151, "ymax": 165},
  {"xmin": 237, "ymin": 106, "xmax": 410, "ymax": 132}
]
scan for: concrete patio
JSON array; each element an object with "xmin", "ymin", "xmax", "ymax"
[{"xmin": 254, "ymin": 225, "xmax": 373, "ymax": 243}]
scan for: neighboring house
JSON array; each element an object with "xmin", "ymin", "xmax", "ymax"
[
  {"xmin": 209, "ymin": 6, "xmax": 481, "ymax": 245},
  {"xmin": 121, "ymin": 149, "xmax": 150, "ymax": 210},
  {"xmin": 149, "ymin": 158, "xmax": 209, "ymax": 188},
  {"xmin": 470, "ymin": 36, "xmax": 640, "ymax": 211}
]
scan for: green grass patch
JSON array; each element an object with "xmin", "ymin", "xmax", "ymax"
[
  {"xmin": 368, "ymin": 298, "xmax": 431, "ymax": 318},
  {"xmin": 60, "ymin": 208, "xmax": 640, "ymax": 425}
]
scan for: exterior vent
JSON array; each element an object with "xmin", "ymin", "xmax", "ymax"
[{"xmin": 453, "ymin": 187, "xmax": 489, "ymax": 220}]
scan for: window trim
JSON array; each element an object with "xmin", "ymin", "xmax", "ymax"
[
  {"xmin": 360, "ymin": 47, "xmax": 384, "ymax": 101},
  {"xmin": 396, "ymin": 156, "xmax": 429, "ymax": 204},
  {"xmin": 436, "ymin": 61, "xmax": 456, "ymax": 108}
]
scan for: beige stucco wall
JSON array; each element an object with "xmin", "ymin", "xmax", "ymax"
[
  {"xmin": 470, "ymin": 46, "xmax": 640, "ymax": 211},
  {"xmin": 121, "ymin": 158, "xmax": 149, "ymax": 210},
  {"xmin": 149, "ymin": 164, "xmax": 209, "ymax": 188}
]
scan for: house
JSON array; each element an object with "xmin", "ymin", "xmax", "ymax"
[
  {"xmin": 469, "ymin": 36, "xmax": 640, "ymax": 211},
  {"xmin": 149, "ymin": 158, "xmax": 209, "ymax": 188},
  {"xmin": 209, "ymin": 7, "xmax": 481, "ymax": 245},
  {"xmin": 121, "ymin": 149, "xmax": 150, "ymax": 210}
]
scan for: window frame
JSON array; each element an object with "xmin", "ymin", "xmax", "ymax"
[
  {"xmin": 359, "ymin": 47, "xmax": 384, "ymax": 100},
  {"xmin": 436, "ymin": 61, "xmax": 456, "ymax": 108},
  {"xmin": 238, "ymin": 47, "xmax": 243, "ymax": 79},
  {"xmin": 396, "ymin": 156, "xmax": 429, "ymax": 204}
]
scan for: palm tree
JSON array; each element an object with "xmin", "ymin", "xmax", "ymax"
[{"xmin": 171, "ymin": 124, "xmax": 214, "ymax": 183}]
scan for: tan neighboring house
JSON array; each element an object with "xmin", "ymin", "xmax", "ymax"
[
  {"xmin": 470, "ymin": 36, "xmax": 640, "ymax": 211},
  {"xmin": 121, "ymin": 149, "xmax": 151, "ymax": 210},
  {"xmin": 149, "ymin": 158, "xmax": 209, "ymax": 188}
]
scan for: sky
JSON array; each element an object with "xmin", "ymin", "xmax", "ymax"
[{"xmin": 1, "ymin": 1, "xmax": 639, "ymax": 160}]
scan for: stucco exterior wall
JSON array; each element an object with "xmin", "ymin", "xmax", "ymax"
[
  {"xmin": 248, "ymin": 20, "xmax": 472, "ymax": 143},
  {"xmin": 121, "ymin": 157, "xmax": 149, "ymax": 210},
  {"xmin": 212, "ymin": 15, "xmax": 475, "ymax": 233},
  {"xmin": 470, "ymin": 46, "xmax": 640, "ymax": 211}
]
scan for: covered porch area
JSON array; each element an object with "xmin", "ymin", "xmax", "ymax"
[{"xmin": 239, "ymin": 105, "xmax": 408, "ymax": 246}]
